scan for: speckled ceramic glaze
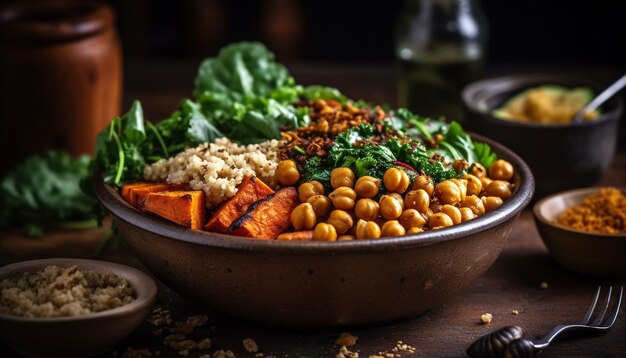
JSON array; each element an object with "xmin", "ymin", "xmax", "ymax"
[
  {"xmin": 96, "ymin": 134, "xmax": 534, "ymax": 326},
  {"xmin": 534, "ymin": 187, "xmax": 626, "ymax": 277},
  {"xmin": 0, "ymin": 258, "xmax": 157, "ymax": 358}
]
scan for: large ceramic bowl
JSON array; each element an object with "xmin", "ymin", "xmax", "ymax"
[
  {"xmin": 462, "ymin": 74, "xmax": 623, "ymax": 200},
  {"xmin": 95, "ymin": 134, "xmax": 534, "ymax": 326}
]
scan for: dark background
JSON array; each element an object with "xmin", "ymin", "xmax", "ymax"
[{"xmin": 103, "ymin": 0, "xmax": 626, "ymax": 67}]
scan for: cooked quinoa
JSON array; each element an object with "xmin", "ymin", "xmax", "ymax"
[
  {"xmin": 555, "ymin": 187, "xmax": 626, "ymax": 234},
  {"xmin": 144, "ymin": 138, "xmax": 283, "ymax": 207},
  {"xmin": 0, "ymin": 265, "xmax": 135, "ymax": 318}
]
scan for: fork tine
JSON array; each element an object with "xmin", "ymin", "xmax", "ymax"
[
  {"xmin": 602, "ymin": 286, "xmax": 624, "ymax": 328},
  {"xmin": 591, "ymin": 286, "xmax": 613, "ymax": 326},
  {"xmin": 580, "ymin": 286, "xmax": 602, "ymax": 325}
]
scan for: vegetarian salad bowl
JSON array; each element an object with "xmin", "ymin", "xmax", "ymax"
[
  {"xmin": 94, "ymin": 42, "xmax": 534, "ymax": 326},
  {"xmin": 95, "ymin": 132, "xmax": 533, "ymax": 326}
]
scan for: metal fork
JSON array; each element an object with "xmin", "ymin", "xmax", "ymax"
[{"xmin": 466, "ymin": 286, "xmax": 624, "ymax": 358}]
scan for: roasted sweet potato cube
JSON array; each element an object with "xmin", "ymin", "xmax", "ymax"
[
  {"xmin": 142, "ymin": 191, "xmax": 206, "ymax": 230},
  {"xmin": 120, "ymin": 182, "xmax": 154, "ymax": 203},
  {"xmin": 204, "ymin": 175, "xmax": 275, "ymax": 232},
  {"xmin": 228, "ymin": 187, "xmax": 299, "ymax": 239},
  {"xmin": 129, "ymin": 183, "xmax": 185, "ymax": 208}
]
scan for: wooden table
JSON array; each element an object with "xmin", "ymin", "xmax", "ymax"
[{"xmin": 1, "ymin": 63, "xmax": 625, "ymax": 357}]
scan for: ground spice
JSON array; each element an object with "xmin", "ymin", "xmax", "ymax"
[{"xmin": 555, "ymin": 187, "xmax": 626, "ymax": 234}]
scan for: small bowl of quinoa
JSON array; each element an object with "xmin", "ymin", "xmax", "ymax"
[
  {"xmin": 534, "ymin": 187, "xmax": 626, "ymax": 277},
  {"xmin": 0, "ymin": 258, "xmax": 157, "ymax": 358}
]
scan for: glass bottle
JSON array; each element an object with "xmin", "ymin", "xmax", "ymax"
[{"xmin": 396, "ymin": 0, "xmax": 488, "ymax": 121}]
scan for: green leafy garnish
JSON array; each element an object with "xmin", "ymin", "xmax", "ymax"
[{"xmin": 0, "ymin": 151, "xmax": 97, "ymax": 237}]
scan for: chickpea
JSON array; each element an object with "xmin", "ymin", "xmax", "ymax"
[
  {"xmin": 428, "ymin": 212, "xmax": 454, "ymax": 229},
  {"xmin": 451, "ymin": 178, "xmax": 467, "ymax": 201},
  {"xmin": 313, "ymin": 223, "xmax": 337, "ymax": 241},
  {"xmin": 355, "ymin": 198, "xmax": 380, "ymax": 221},
  {"xmin": 354, "ymin": 176, "xmax": 380, "ymax": 198},
  {"xmin": 298, "ymin": 181, "xmax": 324, "ymax": 202},
  {"xmin": 381, "ymin": 220, "xmax": 406, "ymax": 237},
  {"xmin": 330, "ymin": 167, "xmax": 355, "ymax": 189},
  {"xmin": 411, "ymin": 175, "xmax": 434, "ymax": 197},
  {"xmin": 483, "ymin": 196, "xmax": 504, "ymax": 212},
  {"xmin": 338, "ymin": 235, "xmax": 355, "ymax": 241},
  {"xmin": 480, "ymin": 177, "xmax": 493, "ymax": 192},
  {"xmin": 463, "ymin": 174, "xmax": 482, "ymax": 197},
  {"xmin": 485, "ymin": 180, "xmax": 512, "ymax": 199},
  {"xmin": 327, "ymin": 210, "xmax": 354, "ymax": 234},
  {"xmin": 435, "ymin": 180, "xmax": 462, "ymax": 205},
  {"xmin": 307, "ymin": 195, "xmax": 331, "ymax": 218},
  {"xmin": 388, "ymin": 193, "xmax": 405, "ymax": 210},
  {"xmin": 406, "ymin": 226, "xmax": 424, "ymax": 234},
  {"xmin": 441, "ymin": 204, "xmax": 462, "ymax": 224},
  {"xmin": 383, "ymin": 168, "xmax": 410, "ymax": 193},
  {"xmin": 329, "ymin": 187, "xmax": 357, "ymax": 210},
  {"xmin": 489, "ymin": 159, "xmax": 514, "ymax": 181},
  {"xmin": 471, "ymin": 163, "xmax": 487, "ymax": 178},
  {"xmin": 379, "ymin": 194, "xmax": 403, "ymax": 220},
  {"xmin": 404, "ymin": 189, "xmax": 430, "ymax": 213},
  {"xmin": 290, "ymin": 203, "xmax": 317, "ymax": 230},
  {"xmin": 276, "ymin": 160, "xmax": 300, "ymax": 185},
  {"xmin": 398, "ymin": 209, "xmax": 426, "ymax": 230},
  {"xmin": 459, "ymin": 207, "xmax": 476, "ymax": 222},
  {"xmin": 460, "ymin": 195, "xmax": 486, "ymax": 216},
  {"xmin": 355, "ymin": 219, "xmax": 382, "ymax": 240}
]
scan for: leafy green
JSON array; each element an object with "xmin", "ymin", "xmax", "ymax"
[
  {"xmin": 95, "ymin": 101, "xmax": 149, "ymax": 185},
  {"xmin": 194, "ymin": 42, "xmax": 295, "ymax": 101},
  {"xmin": 392, "ymin": 108, "xmax": 498, "ymax": 169},
  {"xmin": 303, "ymin": 124, "xmax": 459, "ymax": 186},
  {"xmin": 94, "ymin": 42, "xmax": 349, "ymax": 185},
  {"xmin": 0, "ymin": 151, "xmax": 97, "ymax": 237}
]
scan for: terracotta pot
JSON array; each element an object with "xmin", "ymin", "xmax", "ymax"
[{"xmin": 0, "ymin": 1, "xmax": 122, "ymax": 174}]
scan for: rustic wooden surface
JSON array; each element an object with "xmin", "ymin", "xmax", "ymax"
[{"xmin": 0, "ymin": 63, "xmax": 624, "ymax": 357}]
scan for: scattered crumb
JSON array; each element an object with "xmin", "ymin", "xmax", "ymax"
[
  {"xmin": 243, "ymin": 338, "xmax": 259, "ymax": 353},
  {"xmin": 212, "ymin": 350, "xmax": 236, "ymax": 358},
  {"xmin": 198, "ymin": 338, "xmax": 212, "ymax": 350},
  {"xmin": 394, "ymin": 341, "xmax": 416, "ymax": 353},
  {"xmin": 187, "ymin": 314, "xmax": 209, "ymax": 327},
  {"xmin": 540, "ymin": 281, "xmax": 549, "ymax": 289},
  {"xmin": 170, "ymin": 322, "xmax": 194, "ymax": 335},
  {"xmin": 149, "ymin": 308, "xmax": 173, "ymax": 327},
  {"xmin": 511, "ymin": 309, "xmax": 519, "ymax": 315},
  {"xmin": 480, "ymin": 313, "xmax": 493, "ymax": 324},
  {"xmin": 336, "ymin": 345, "xmax": 359, "ymax": 358},
  {"xmin": 178, "ymin": 349, "xmax": 189, "ymax": 356},
  {"xmin": 335, "ymin": 332, "xmax": 359, "ymax": 347}
]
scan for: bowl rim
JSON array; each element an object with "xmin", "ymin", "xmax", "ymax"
[
  {"xmin": 95, "ymin": 132, "xmax": 535, "ymax": 254},
  {"xmin": 0, "ymin": 258, "xmax": 157, "ymax": 323},
  {"xmin": 462, "ymin": 73, "xmax": 624, "ymax": 129},
  {"xmin": 533, "ymin": 186, "xmax": 626, "ymax": 238}
]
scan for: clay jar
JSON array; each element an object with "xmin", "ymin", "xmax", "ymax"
[{"xmin": 0, "ymin": 1, "xmax": 122, "ymax": 174}]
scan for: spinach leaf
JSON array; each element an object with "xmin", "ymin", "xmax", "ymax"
[
  {"xmin": 194, "ymin": 42, "xmax": 295, "ymax": 100},
  {"xmin": 0, "ymin": 151, "xmax": 97, "ymax": 237}
]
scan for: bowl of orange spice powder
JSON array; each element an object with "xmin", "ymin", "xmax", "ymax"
[{"xmin": 533, "ymin": 187, "xmax": 626, "ymax": 277}]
